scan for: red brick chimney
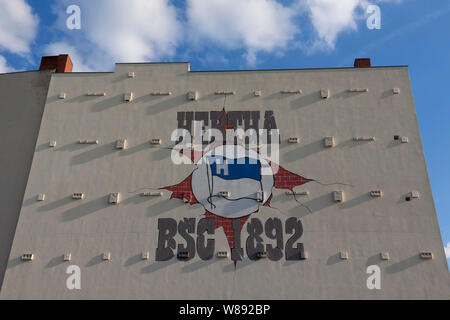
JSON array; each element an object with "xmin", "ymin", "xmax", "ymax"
[
  {"xmin": 354, "ymin": 58, "xmax": 371, "ymax": 68},
  {"xmin": 39, "ymin": 54, "xmax": 73, "ymax": 73}
]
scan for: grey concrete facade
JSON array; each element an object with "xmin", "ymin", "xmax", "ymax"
[
  {"xmin": 0, "ymin": 70, "xmax": 52, "ymax": 289},
  {"xmin": 0, "ymin": 62, "xmax": 448, "ymax": 299}
]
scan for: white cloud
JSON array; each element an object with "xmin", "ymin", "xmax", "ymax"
[
  {"xmin": 301, "ymin": 1, "xmax": 402, "ymax": 50},
  {"xmin": 43, "ymin": 42, "xmax": 93, "ymax": 72},
  {"xmin": 445, "ymin": 242, "xmax": 450, "ymax": 259},
  {"xmin": 186, "ymin": 0, "xmax": 300, "ymax": 65},
  {"xmin": 0, "ymin": 0, "xmax": 39, "ymax": 54},
  {"xmin": 0, "ymin": 55, "xmax": 16, "ymax": 73},
  {"xmin": 52, "ymin": 0, "xmax": 181, "ymax": 69},
  {"xmin": 302, "ymin": 0, "xmax": 363, "ymax": 49}
]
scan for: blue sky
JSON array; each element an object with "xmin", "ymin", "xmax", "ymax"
[{"xmin": 0, "ymin": 0, "xmax": 449, "ymax": 263}]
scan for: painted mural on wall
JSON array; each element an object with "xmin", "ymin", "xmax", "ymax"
[{"xmin": 156, "ymin": 108, "xmax": 313, "ymax": 264}]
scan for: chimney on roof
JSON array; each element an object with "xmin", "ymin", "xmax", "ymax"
[
  {"xmin": 39, "ymin": 54, "xmax": 73, "ymax": 73},
  {"xmin": 354, "ymin": 58, "xmax": 371, "ymax": 68}
]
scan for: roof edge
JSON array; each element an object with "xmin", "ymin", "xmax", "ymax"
[
  {"xmin": 49, "ymin": 64, "xmax": 409, "ymax": 75},
  {"xmin": 189, "ymin": 65, "xmax": 409, "ymax": 73}
]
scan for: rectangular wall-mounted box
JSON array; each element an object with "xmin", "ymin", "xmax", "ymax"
[
  {"xmin": 109, "ymin": 193, "xmax": 121, "ymax": 204},
  {"xmin": 63, "ymin": 253, "xmax": 72, "ymax": 262},
  {"xmin": 411, "ymin": 190, "xmax": 420, "ymax": 199},
  {"xmin": 150, "ymin": 138, "xmax": 162, "ymax": 145},
  {"xmin": 254, "ymin": 90, "xmax": 262, "ymax": 97},
  {"xmin": 215, "ymin": 91, "xmax": 235, "ymax": 95},
  {"xmin": 347, "ymin": 88, "xmax": 369, "ymax": 93},
  {"xmin": 177, "ymin": 251, "xmax": 189, "ymax": 260},
  {"xmin": 141, "ymin": 252, "xmax": 150, "ymax": 260},
  {"xmin": 48, "ymin": 141, "xmax": 57, "ymax": 147},
  {"xmin": 286, "ymin": 190, "xmax": 309, "ymax": 196},
  {"xmin": 219, "ymin": 191, "xmax": 230, "ymax": 198},
  {"xmin": 72, "ymin": 193, "xmax": 84, "ymax": 200},
  {"xmin": 187, "ymin": 91, "xmax": 198, "ymax": 101},
  {"xmin": 370, "ymin": 190, "xmax": 383, "ymax": 198},
  {"xmin": 36, "ymin": 194, "xmax": 45, "ymax": 201},
  {"xmin": 321, "ymin": 89, "xmax": 330, "ymax": 99},
  {"xmin": 340, "ymin": 251, "xmax": 349, "ymax": 260},
  {"xmin": 353, "ymin": 136, "xmax": 376, "ymax": 142},
  {"xmin": 102, "ymin": 252, "xmax": 111, "ymax": 261},
  {"xmin": 393, "ymin": 88, "xmax": 401, "ymax": 94},
  {"xmin": 78, "ymin": 140, "xmax": 99, "ymax": 145},
  {"xmin": 401, "ymin": 137, "xmax": 409, "ymax": 143},
  {"xmin": 21, "ymin": 253, "xmax": 34, "ymax": 261},
  {"xmin": 281, "ymin": 90, "xmax": 302, "ymax": 94},
  {"xmin": 128, "ymin": 72, "xmax": 135, "ymax": 78},
  {"xmin": 405, "ymin": 190, "xmax": 420, "ymax": 201},
  {"xmin": 324, "ymin": 137, "xmax": 335, "ymax": 148},
  {"xmin": 333, "ymin": 191, "xmax": 344, "ymax": 203},
  {"xmin": 58, "ymin": 93, "xmax": 66, "ymax": 99},
  {"xmin": 217, "ymin": 251, "xmax": 229, "ymax": 259},
  {"xmin": 116, "ymin": 139, "xmax": 127, "ymax": 150},
  {"xmin": 124, "ymin": 92, "xmax": 133, "ymax": 102},
  {"xmin": 380, "ymin": 252, "xmax": 390, "ymax": 260},
  {"xmin": 288, "ymin": 137, "xmax": 299, "ymax": 143},
  {"xmin": 420, "ymin": 252, "xmax": 433, "ymax": 260},
  {"xmin": 141, "ymin": 191, "xmax": 163, "ymax": 197},
  {"xmin": 300, "ymin": 251, "xmax": 309, "ymax": 260},
  {"xmin": 151, "ymin": 91, "xmax": 172, "ymax": 96},
  {"xmin": 257, "ymin": 251, "xmax": 268, "ymax": 259}
]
